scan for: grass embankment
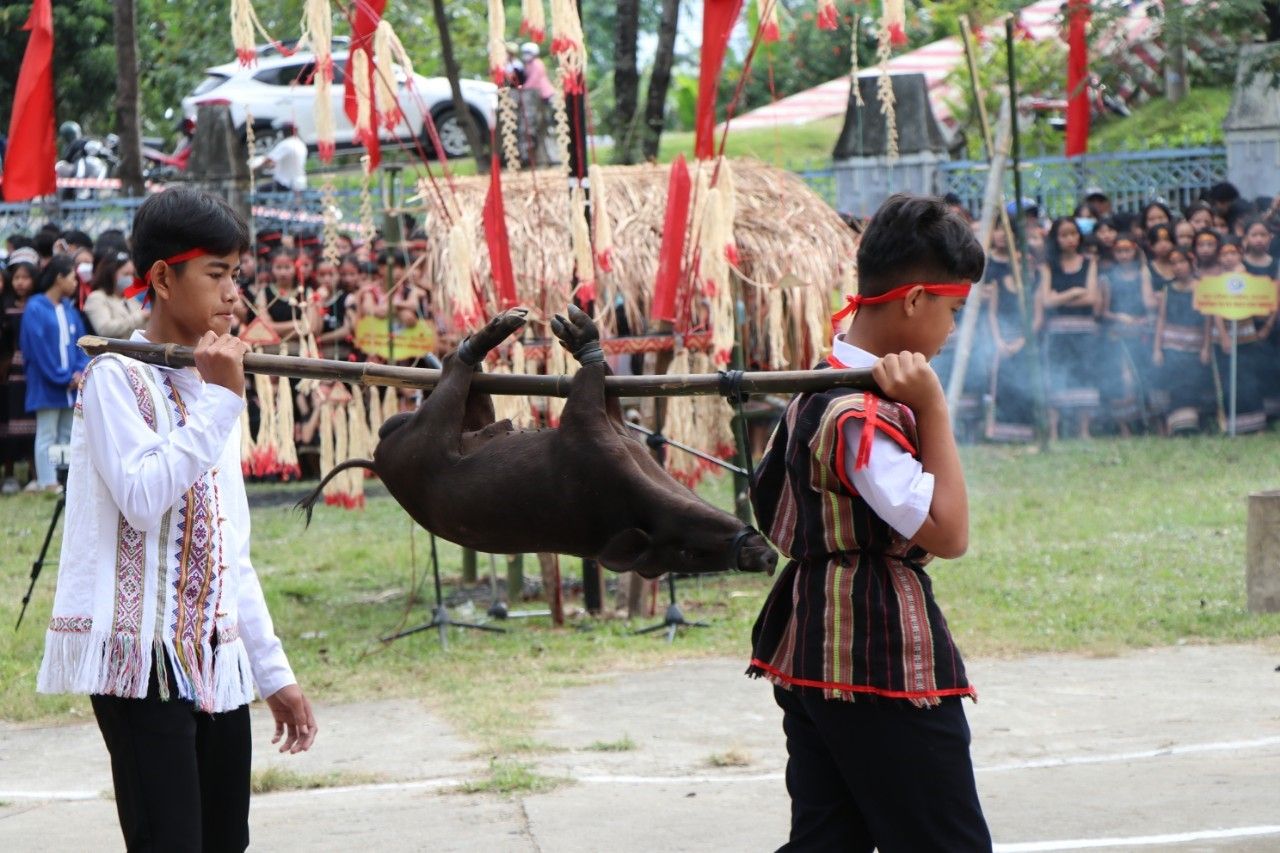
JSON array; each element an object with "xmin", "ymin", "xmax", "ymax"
[{"xmin": 3, "ymin": 434, "xmax": 1279, "ymax": 752}]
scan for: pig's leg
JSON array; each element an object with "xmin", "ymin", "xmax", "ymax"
[
  {"xmin": 551, "ymin": 305, "xmax": 626, "ymax": 430},
  {"xmin": 413, "ymin": 308, "xmax": 527, "ymax": 448}
]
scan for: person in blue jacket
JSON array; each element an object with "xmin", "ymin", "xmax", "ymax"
[{"xmin": 19, "ymin": 254, "xmax": 90, "ymax": 491}]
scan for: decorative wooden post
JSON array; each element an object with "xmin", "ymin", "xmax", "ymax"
[{"xmin": 1246, "ymin": 491, "xmax": 1280, "ymax": 613}]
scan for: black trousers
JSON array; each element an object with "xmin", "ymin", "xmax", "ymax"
[
  {"xmin": 773, "ymin": 686, "xmax": 991, "ymax": 853},
  {"xmin": 91, "ymin": 667, "xmax": 252, "ymax": 853}
]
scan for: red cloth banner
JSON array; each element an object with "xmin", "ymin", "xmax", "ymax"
[
  {"xmin": 694, "ymin": 0, "xmax": 745, "ymax": 160},
  {"xmin": 651, "ymin": 155, "xmax": 691, "ymax": 323},
  {"xmin": 483, "ymin": 150, "xmax": 518, "ymax": 310},
  {"xmin": 343, "ymin": 0, "xmax": 387, "ymax": 167},
  {"xmin": 1065, "ymin": 0, "xmax": 1090, "ymax": 158},
  {"xmin": 3, "ymin": 0, "xmax": 56, "ymax": 202}
]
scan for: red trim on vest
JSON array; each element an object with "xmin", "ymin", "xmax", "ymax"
[
  {"xmin": 750, "ymin": 658, "xmax": 977, "ymax": 702},
  {"xmin": 826, "ymin": 356, "xmax": 918, "ymax": 470}
]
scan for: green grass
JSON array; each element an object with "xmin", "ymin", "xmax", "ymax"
[
  {"xmin": 4, "ymin": 435, "xmax": 1280, "ymax": 754},
  {"xmin": 250, "ymin": 766, "xmax": 385, "ymax": 794},
  {"xmin": 454, "ymin": 759, "xmax": 565, "ymax": 796},
  {"xmin": 584, "ymin": 735, "xmax": 636, "ymax": 752},
  {"xmin": 1090, "ymin": 87, "xmax": 1230, "ymax": 152}
]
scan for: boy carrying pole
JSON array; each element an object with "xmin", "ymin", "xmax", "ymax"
[
  {"xmin": 748, "ymin": 194, "xmax": 991, "ymax": 851},
  {"xmin": 36, "ymin": 188, "xmax": 317, "ymax": 852}
]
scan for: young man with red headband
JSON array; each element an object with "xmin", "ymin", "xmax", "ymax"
[
  {"xmin": 748, "ymin": 193, "xmax": 991, "ymax": 850},
  {"xmin": 37, "ymin": 188, "xmax": 317, "ymax": 852}
]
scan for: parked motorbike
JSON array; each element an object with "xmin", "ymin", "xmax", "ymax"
[
  {"xmin": 142, "ymin": 114, "xmax": 195, "ymax": 181},
  {"xmin": 54, "ymin": 122, "xmax": 118, "ymax": 201}
]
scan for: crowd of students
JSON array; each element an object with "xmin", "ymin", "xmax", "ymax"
[
  {"xmin": 938, "ymin": 181, "xmax": 1280, "ymax": 440},
  {"xmin": 0, "ymin": 220, "xmax": 447, "ymax": 493}
]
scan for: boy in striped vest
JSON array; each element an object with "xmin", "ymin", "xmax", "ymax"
[{"xmin": 748, "ymin": 194, "xmax": 991, "ymax": 851}]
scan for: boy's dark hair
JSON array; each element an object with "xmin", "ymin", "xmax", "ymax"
[
  {"xmin": 131, "ymin": 188, "xmax": 250, "ymax": 285},
  {"xmin": 1205, "ymin": 182, "xmax": 1240, "ymax": 204},
  {"xmin": 33, "ymin": 228, "xmax": 58, "ymax": 259},
  {"xmin": 855, "ymin": 194, "xmax": 984, "ymax": 296},
  {"xmin": 7, "ymin": 233, "xmax": 33, "ymax": 251},
  {"xmin": 34, "ymin": 254, "xmax": 76, "ymax": 295},
  {"xmin": 60, "ymin": 229, "xmax": 93, "ymax": 251}
]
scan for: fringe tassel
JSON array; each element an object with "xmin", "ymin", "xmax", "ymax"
[
  {"xmin": 366, "ymin": 385, "xmax": 384, "ymax": 450},
  {"xmin": 352, "ymin": 48, "xmax": 374, "ymax": 145},
  {"xmin": 698, "ymin": 186, "xmax": 734, "ymax": 365},
  {"xmin": 817, "ymin": 0, "xmax": 838, "ymax": 30},
  {"xmin": 251, "ymin": 363, "xmax": 280, "ymax": 477},
  {"xmin": 212, "ymin": 637, "xmax": 256, "ymax": 709},
  {"xmin": 717, "ymin": 157, "xmax": 739, "ymax": 266},
  {"xmin": 488, "ymin": 0, "xmax": 508, "ymax": 84},
  {"xmin": 662, "ymin": 349, "xmax": 702, "ymax": 487},
  {"xmin": 850, "ymin": 15, "xmax": 864, "ymax": 105},
  {"xmin": 332, "ymin": 398, "xmax": 350, "ymax": 504},
  {"xmin": 875, "ymin": 25, "xmax": 898, "ymax": 161},
  {"xmin": 588, "ymin": 164, "xmax": 614, "ymax": 272},
  {"xmin": 571, "ymin": 187, "xmax": 596, "ymax": 303},
  {"xmin": 319, "ymin": 398, "xmax": 335, "ymax": 502},
  {"xmin": 766, "ymin": 286, "xmax": 788, "ymax": 369},
  {"xmin": 373, "ymin": 21, "xmax": 406, "ymax": 130},
  {"xmin": 275, "ymin": 369, "xmax": 301, "ymax": 481},
  {"xmin": 498, "ymin": 87, "xmax": 522, "ymax": 171},
  {"xmin": 520, "ymin": 0, "xmax": 546, "ymax": 42},
  {"xmin": 230, "ymin": 0, "xmax": 276, "ymax": 65},
  {"xmin": 445, "ymin": 214, "xmax": 484, "ymax": 331},
  {"xmin": 300, "ymin": 0, "xmax": 335, "ymax": 160},
  {"xmin": 758, "ymin": 0, "xmax": 781, "ymax": 43},
  {"xmin": 883, "ymin": 0, "xmax": 908, "ymax": 46},
  {"xmin": 345, "ymin": 397, "xmax": 367, "ymax": 507},
  {"xmin": 549, "ymin": 0, "xmax": 586, "ymax": 94}
]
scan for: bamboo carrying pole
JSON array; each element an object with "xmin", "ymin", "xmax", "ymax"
[{"xmin": 78, "ymin": 336, "xmax": 880, "ymax": 398}]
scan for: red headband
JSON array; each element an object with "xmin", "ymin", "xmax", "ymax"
[
  {"xmin": 831, "ymin": 282, "xmax": 972, "ymax": 327},
  {"xmin": 123, "ymin": 247, "xmax": 209, "ymax": 306}
]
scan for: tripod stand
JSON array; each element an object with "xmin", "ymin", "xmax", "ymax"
[
  {"xmin": 634, "ymin": 572, "xmax": 708, "ymax": 643},
  {"xmin": 16, "ymin": 469, "xmax": 68, "ymax": 631},
  {"xmin": 381, "ymin": 532, "xmax": 505, "ymax": 649}
]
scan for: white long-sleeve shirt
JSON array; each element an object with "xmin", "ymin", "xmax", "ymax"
[
  {"xmin": 831, "ymin": 335, "xmax": 934, "ymax": 540},
  {"xmin": 38, "ymin": 331, "xmax": 294, "ymax": 711}
]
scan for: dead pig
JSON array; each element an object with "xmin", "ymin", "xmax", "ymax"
[{"xmin": 299, "ymin": 305, "xmax": 778, "ymax": 579}]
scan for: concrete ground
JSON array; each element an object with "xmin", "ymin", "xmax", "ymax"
[{"xmin": 2, "ymin": 643, "xmax": 1279, "ymax": 852}]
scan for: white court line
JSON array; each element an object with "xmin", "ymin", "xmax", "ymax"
[
  {"xmin": 977, "ymin": 735, "xmax": 1280, "ymax": 774},
  {"xmin": 5, "ymin": 733, "xmax": 1278, "ymax": 802},
  {"xmin": 993, "ymin": 824, "xmax": 1280, "ymax": 851}
]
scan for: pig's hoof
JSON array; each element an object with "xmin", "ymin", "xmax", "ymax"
[
  {"xmin": 458, "ymin": 307, "xmax": 529, "ymax": 365},
  {"xmin": 551, "ymin": 304, "xmax": 603, "ymax": 365}
]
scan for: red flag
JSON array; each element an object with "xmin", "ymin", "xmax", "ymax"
[
  {"xmin": 694, "ymin": 0, "xmax": 744, "ymax": 160},
  {"xmin": 651, "ymin": 155, "xmax": 691, "ymax": 324},
  {"xmin": 343, "ymin": 0, "xmax": 387, "ymax": 167},
  {"xmin": 3, "ymin": 0, "xmax": 56, "ymax": 202},
  {"xmin": 483, "ymin": 150, "xmax": 518, "ymax": 309},
  {"xmin": 1065, "ymin": 0, "xmax": 1090, "ymax": 158}
]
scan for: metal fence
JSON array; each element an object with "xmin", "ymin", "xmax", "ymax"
[
  {"xmin": 936, "ymin": 147, "xmax": 1229, "ymax": 219},
  {"xmin": 0, "ymin": 196, "xmax": 149, "ymax": 238}
]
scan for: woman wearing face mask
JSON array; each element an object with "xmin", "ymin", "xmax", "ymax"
[{"xmin": 83, "ymin": 251, "xmax": 148, "ymax": 338}]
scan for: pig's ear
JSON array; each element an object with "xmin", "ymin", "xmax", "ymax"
[{"xmin": 597, "ymin": 528, "xmax": 652, "ymax": 572}]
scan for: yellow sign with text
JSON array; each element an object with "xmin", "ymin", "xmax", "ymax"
[
  {"xmin": 1193, "ymin": 273, "xmax": 1277, "ymax": 321},
  {"xmin": 353, "ymin": 316, "xmax": 438, "ymax": 361}
]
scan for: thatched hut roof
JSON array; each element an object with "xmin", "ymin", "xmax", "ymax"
[{"xmin": 408, "ymin": 158, "xmax": 857, "ymax": 370}]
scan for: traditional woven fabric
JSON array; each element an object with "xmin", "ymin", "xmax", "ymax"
[{"xmin": 747, "ymin": 381, "xmax": 974, "ymax": 707}]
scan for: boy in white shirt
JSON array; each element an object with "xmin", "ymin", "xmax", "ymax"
[{"xmin": 37, "ymin": 187, "xmax": 317, "ymax": 852}]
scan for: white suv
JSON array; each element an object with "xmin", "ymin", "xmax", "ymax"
[{"xmin": 181, "ymin": 42, "xmax": 497, "ymax": 159}]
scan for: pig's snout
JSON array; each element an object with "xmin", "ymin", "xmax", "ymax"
[{"xmin": 735, "ymin": 530, "xmax": 779, "ymax": 575}]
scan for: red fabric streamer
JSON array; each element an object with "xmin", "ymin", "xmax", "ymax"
[
  {"xmin": 1065, "ymin": 0, "xmax": 1091, "ymax": 158},
  {"xmin": 651, "ymin": 155, "xmax": 691, "ymax": 324},
  {"xmin": 830, "ymin": 282, "xmax": 972, "ymax": 327},
  {"xmin": 343, "ymin": 0, "xmax": 387, "ymax": 168},
  {"xmin": 695, "ymin": 0, "xmax": 745, "ymax": 160},
  {"xmin": 483, "ymin": 149, "xmax": 518, "ymax": 309},
  {"xmin": 2, "ymin": 0, "xmax": 56, "ymax": 202}
]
